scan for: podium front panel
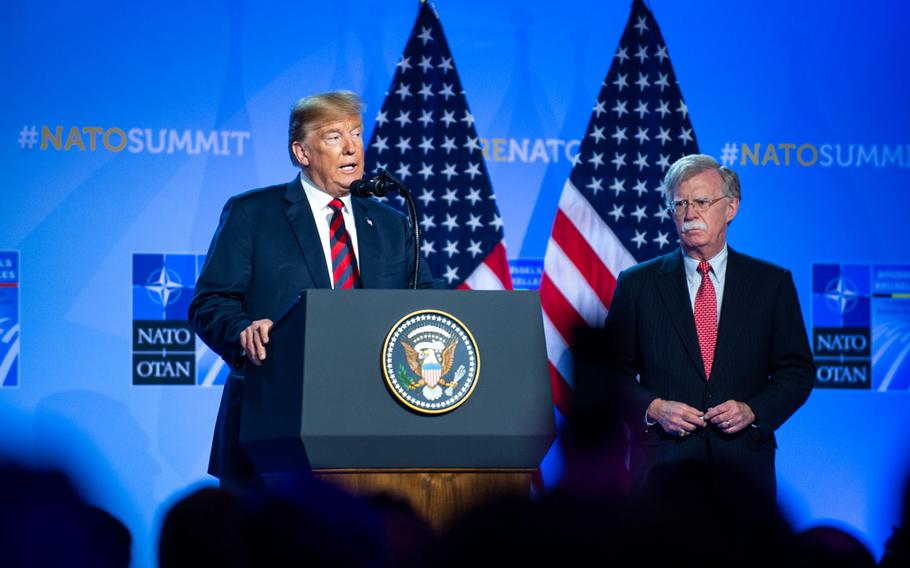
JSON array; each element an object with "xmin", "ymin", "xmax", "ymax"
[{"xmin": 242, "ymin": 290, "xmax": 556, "ymax": 473}]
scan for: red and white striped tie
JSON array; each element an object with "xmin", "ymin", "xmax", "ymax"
[{"xmin": 327, "ymin": 198, "xmax": 360, "ymax": 289}]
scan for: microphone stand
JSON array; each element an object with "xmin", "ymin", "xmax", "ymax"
[{"xmin": 391, "ymin": 171, "xmax": 421, "ymax": 290}]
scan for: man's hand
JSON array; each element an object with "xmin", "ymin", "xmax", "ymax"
[
  {"xmin": 647, "ymin": 398, "xmax": 707, "ymax": 437},
  {"xmin": 240, "ymin": 319, "xmax": 273, "ymax": 366},
  {"xmin": 704, "ymin": 400, "xmax": 755, "ymax": 434}
]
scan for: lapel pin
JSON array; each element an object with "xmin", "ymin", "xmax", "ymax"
[{"xmin": 366, "ymin": 217, "xmax": 374, "ymax": 227}]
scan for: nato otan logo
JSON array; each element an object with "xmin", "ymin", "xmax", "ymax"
[
  {"xmin": 812, "ymin": 264, "xmax": 871, "ymax": 389},
  {"xmin": 811, "ymin": 263, "xmax": 910, "ymax": 391},
  {"xmin": 132, "ymin": 253, "xmax": 228, "ymax": 387},
  {"xmin": 383, "ymin": 310, "xmax": 479, "ymax": 414}
]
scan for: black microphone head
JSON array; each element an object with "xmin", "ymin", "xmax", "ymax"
[
  {"xmin": 349, "ymin": 177, "xmax": 373, "ymax": 197},
  {"xmin": 372, "ymin": 178, "xmax": 390, "ymax": 197}
]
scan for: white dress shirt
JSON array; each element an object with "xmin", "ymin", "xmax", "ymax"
[
  {"xmin": 683, "ymin": 244, "xmax": 728, "ymax": 323},
  {"xmin": 299, "ymin": 173, "xmax": 361, "ymax": 288}
]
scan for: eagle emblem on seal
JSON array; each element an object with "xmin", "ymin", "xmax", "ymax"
[{"xmin": 402, "ymin": 339, "xmax": 458, "ymax": 401}]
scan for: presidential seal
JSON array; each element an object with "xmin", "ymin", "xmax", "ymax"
[{"xmin": 382, "ymin": 310, "xmax": 479, "ymax": 414}]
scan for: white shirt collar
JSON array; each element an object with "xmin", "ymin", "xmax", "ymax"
[
  {"xmin": 683, "ymin": 243, "xmax": 728, "ymax": 279},
  {"xmin": 299, "ymin": 172, "xmax": 353, "ymax": 214}
]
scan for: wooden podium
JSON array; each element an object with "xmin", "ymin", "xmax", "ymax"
[
  {"xmin": 241, "ymin": 290, "xmax": 554, "ymax": 529},
  {"xmin": 315, "ymin": 470, "xmax": 532, "ymax": 530}
]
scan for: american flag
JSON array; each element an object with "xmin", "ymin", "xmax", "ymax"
[
  {"xmin": 364, "ymin": 1, "xmax": 512, "ymax": 290},
  {"xmin": 540, "ymin": 0, "xmax": 700, "ymax": 414}
]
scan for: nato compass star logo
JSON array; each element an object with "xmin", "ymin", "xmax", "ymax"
[
  {"xmin": 824, "ymin": 276, "xmax": 860, "ymax": 315},
  {"xmin": 144, "ymin": 267, "xmax": 184, "ymax": 307}
]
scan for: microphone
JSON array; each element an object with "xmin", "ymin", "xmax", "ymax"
[
  {"xmin": 349, "ymin": 176, "xmax": 379, "ymax": 197},
  {"xmin": 350, "ymin": 169, "xmax": 401, "ymax": 197},
  {"xmin": 349, "ymin": 169, "xmax": 422, "ymax": 289}
]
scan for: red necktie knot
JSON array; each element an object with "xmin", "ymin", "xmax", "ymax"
[{"xmin": 328, "ymin": 198, "xmax": 344, "ymax": 213}]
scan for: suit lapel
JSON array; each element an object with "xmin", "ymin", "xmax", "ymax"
[
  {"xmin": 713, "ymin": 247, "xmax": 751, "ymax": 381},
  {"xmin": 655, "ymin": 251, "xmax": 707, "ymax": 379},
  {"xmin": 283, "ymin": 178, "xmax": 332, "ymax": 289},
  {"xmin": 352, "ymin": 197, "xmax": 380, "ymax": 288}
]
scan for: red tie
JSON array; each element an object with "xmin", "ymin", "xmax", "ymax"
[
  {"xmin": 694, "ymin": 260, "xmax": 717, "ymax": 379},
  {"xmin": 327, "ymin": 198, "xmax": 360, "ymax": 289}
]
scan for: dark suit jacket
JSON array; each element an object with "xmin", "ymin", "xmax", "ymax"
[
  {"xmin": 189, "ymin": 177, "xmax": 435, "ymax": 484},
  {"xmin": 604, "ymin": 247, "xmax": 814, "ymax": 495}
]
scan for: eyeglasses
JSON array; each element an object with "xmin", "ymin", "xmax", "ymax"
[{"xmin": 666, "ymin": 196, "xmax": 728, "ymax": 216}]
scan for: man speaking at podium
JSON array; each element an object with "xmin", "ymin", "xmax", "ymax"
[
  {"xmin": 190, "ymin": 91, "xmax": 435, "ymax": 489},
  {"xmin": 604, "ymin": 154, "xmax": 814, "ymax": 498}
]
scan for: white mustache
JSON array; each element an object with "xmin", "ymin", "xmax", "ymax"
[{"xmin": 681, "ymin": 221, "xmax": 707, "ymax": 233}]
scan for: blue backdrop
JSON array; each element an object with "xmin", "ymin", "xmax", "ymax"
[{"xmin": 2, "ymin": 1, "xmax": 909, "ymax": 566}]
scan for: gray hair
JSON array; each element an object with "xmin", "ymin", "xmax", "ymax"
[
  {"xmin": 287, "ymin": 91, "xmax": 364, "ymax": 166},
  {"xmin": 659, "ymin": 154, "xmax": 741, "ymax": 205}
]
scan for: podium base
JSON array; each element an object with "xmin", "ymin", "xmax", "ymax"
[{"xmin": 314, "ymin": 469, "xmax": 533, "ymax": 531}]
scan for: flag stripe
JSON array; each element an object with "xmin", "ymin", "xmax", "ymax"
[
  {"xmin": 543, "ymin": 241, "xmax": 607, "ymax": 329},
  {"xmin": 558, "ymin": 179, "xmax": 638, "ymax": 277},
  {"xmin": 460, "ymin": 243, "xmax": 513, "ymax": 290},
  {"xmin": 548, "ymin": 361, "xmax": 572, "ymax": 417},
  {"xmin": 483, "ymin": 242, "xmax": 514, "ymax": 290},
  {"xmin": 541, "ymin": 310, "xmax": 573, "ymax": 388},
  {"xmin": 539, "ymin": 0, "xmax": 700, "ymax": 411},
  {"xmin": 550, "ymin": 210, "xmax": 618, "ymax": 310},
  {"xmin": 459, "ymin": 260, "xmax": 498, "ymax": 290},
  {"xmin": 539, "ymin": 273, "xmax": 587, "ymax": 347}
]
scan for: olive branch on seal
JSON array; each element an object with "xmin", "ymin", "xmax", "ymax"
[{"xmin": 397, "ymin": 363, "xmax": 417, "ymax": 389}]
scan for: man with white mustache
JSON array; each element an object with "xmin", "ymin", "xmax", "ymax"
[
  {"xmin": 604, "ymin": 154, "xmax": 814, "ymax": 498},
  {"xmin": 190, "ymin": 91, "xmax": 436, "ymax": 490}
]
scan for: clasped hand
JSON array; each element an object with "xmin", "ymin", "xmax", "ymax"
[{"xmin": 647, "ymin": 398, "xmax": 755, "ymax": 436}]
